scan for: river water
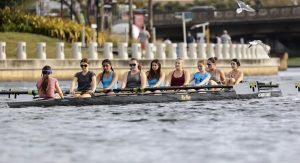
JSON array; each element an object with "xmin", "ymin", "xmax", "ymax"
[{"xmin": 0, "ymin": 69, "xmax": 299, "ymax": 163}]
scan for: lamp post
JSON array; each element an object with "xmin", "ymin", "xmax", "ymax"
[{"xmin": 175, "ymin": 12, "xmax": 192, "ymax": 43}]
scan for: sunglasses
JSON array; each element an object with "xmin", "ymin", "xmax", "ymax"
[
  {"xmin": 129, "ymin": 63, "xmax": 136, "ymax": 67},
  {"xmin": 80, "ymin": 64, "xmax": 88, "ymax": 68},
  {"xmin": 207, "ymin": 63, "xmax": 212, "ymax": 66}
]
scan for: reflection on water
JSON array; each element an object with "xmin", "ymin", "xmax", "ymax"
[{"xmin": 0, "ymin": 68, "xmax": 300, "ymax": 163}]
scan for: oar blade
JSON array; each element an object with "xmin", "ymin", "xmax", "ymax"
[
  {"xmin": 233, "ymin": 81, "xmax": 259, "ymax": 95},
  {"xmin": 279, "ymin": 82, "xmax": 300, "ymax": 96}
]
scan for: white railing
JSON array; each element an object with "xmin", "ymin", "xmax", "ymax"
[{"xmin": 0, "ymin": 41, "xmax": 270, "ymax": 60}]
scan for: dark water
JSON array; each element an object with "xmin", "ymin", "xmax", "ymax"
[{"xmin": 0, "ymin": 69, "xmax": 299, "ymax": 163}]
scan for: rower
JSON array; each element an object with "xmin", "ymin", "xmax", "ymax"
[
  {"xmin": 70, "ymin": 58, "xmax": 96, "ymax": 98},
  {"xmin": 226, "ymin": 59, "xmax": 244, "ymax": 85},
  {"xmin": 190, "ymin": 60, "xmax": 211, "ymax": 86},
  {"xmin": 165, "ymin": 58, "xmax": 190, "ymax": 86},
  {"xmin": 36, "ymin": 65, "xmax": 64, "ymax": 99},
  {"xmin": 207, "ymin": 57, "xmax": 225, "ymax": 85},
  {"xmin": 121, "ymin": 58, "xmax": 147, "ymax": 89},
  {"xmin": 96, "ymin": 59, "xmax": 118, "ymax": 93},
  {"xmin": 146, "ymin": 59, "xmax": 165, "ymax": 87}
]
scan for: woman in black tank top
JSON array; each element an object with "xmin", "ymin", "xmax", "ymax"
[{"xmin": 121, "ymin": 58, "xmax": 147, "ymax": 89}]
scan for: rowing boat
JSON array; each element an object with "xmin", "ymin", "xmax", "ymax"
[{"xmin": 5, "ymin": 82, "xmax": 289, "ymax": 108}]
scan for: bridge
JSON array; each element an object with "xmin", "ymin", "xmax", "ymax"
[{"xmin": 153, "ymin": 5, "xmax": 300, "ymax": 57}]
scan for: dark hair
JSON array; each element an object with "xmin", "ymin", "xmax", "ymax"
[
  {"xmin": 147, "ymin": 59, "xmax": 161, "ymax": 80},
  {"xmin": 101, "ymin": 59, "xmax": 114, "ymax": 80},
  {"xmin": 80, "ymin": 58, "xmax": 89, "ymax": 64},
  {"xmin": 208, "ymin": 57, "xmax": 218, "ymax": 64},
  {"xmin": 41, "ymin": 65, "xmax": 52, "ymax": 94},
  {"xmin": 231, "ymin": 58, "xmax": 241, "ymax": 66},
  {"xmin": 131, "ymin": 58, "xmax": 141, "ymax": 70}
]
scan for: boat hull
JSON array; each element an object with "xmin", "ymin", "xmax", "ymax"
[{"xmin": 7, "ymin": 90, "xmax": 282, "ymax": 108}]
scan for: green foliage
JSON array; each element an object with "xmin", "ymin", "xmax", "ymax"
[{"xmin": 0, "ymin": 8, "xmax": 105, "ymax": 44}]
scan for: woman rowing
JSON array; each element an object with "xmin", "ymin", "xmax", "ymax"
[
  {"xmin": 36, "ymin": 65, "xmax": 64, "ymax": 99},
  {"xmin": 207, "ymin": 57, "xmax": 225, "ymax": 85},
  {"xmin": 121, "ymin": 58, "xmax": 147, "ymax": 89},
  {"xmin": 165, "ymin": 58, "xmax": 190, "ymax": 86},
  {"xmin": 226, "ymin": 59, "xmax": 244, "ymax": 85},
  {"xmin": 70, "ymin": 58, "xmax": 96, "ymax": 98},
  {"xmin": 146, "ymin": 59, "xmax": 165, "ymax": 87},
  {"xmin": 190, "ymin": 60, "xmax": 211, "ymax": 86},
  {"xmin": 96, "ymin": 59, "xmax": 118, "ymax": 92}
]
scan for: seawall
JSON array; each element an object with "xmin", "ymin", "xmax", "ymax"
[{"xmin": 0, "ymin": 59, "xmax": 279, "ymax": 81}]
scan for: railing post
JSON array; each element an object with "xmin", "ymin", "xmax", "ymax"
[
  {"xmin": 156, "ymin": 43, "xmax": 166, "ymax": 59},
  {"xmin": 207, "ymin": 43, "xmax": 215, "ymax": 59},
  {"xmin": 167, "ymin": 43, "xmax": 177, "ymax": 59},
  {"xmin": 132, "ymin": 43, "xmax": 142, "ymax": 59},
  {"xmin": 241, "ymin": 44, "xmax": 247, "ymax": 59},
  {"xmin": 222, "ymin": 43, "xmax": 230, "ymax": 59},
  {"xmin": 229, "ymin": 44, "xmax": 236, "ymax": 59},
  {"xmin": 17, "ymin": 42, "xmax": 27, "ymax": 60},
  {"xmin": 188, "ymin": 43, "xmax": 197, "ymax": 59},
  {"xmin": 56, "ymin": 42, "xmax": 65, "ymax": 59},
  {"xmin": 145, "ymin": 43, "xmax": 155, "ymax": 59},
  {"xmin": 178, "ymin": 43, "xmax": 187, "ymax": 59},
  {"xmin": 215, "ymin": 42, "xmax": 222, "ymax": 59},
  {"xmin": 88, "ymin": 42, "xmax": 98, "ymax": 59},
  {"xmin": 117, "ymin": 42, "xmax": 128, "ymax": 60},
  {"xmin": 104, "ymin": 42, "xmax": 113, "ymax": 59},
  {"xmin": 197, "ymin": 42, "xmax": 207, "ymax": 59},
  {"xmin": 72, "ymin": 42, "xmax": 82, "ymax": 59},
  {"xmin": 0, "ymin": 42, "xmax": 6, "ymax": 60},
  {"xmin": 235, "ymin": 44, "xmax": 242, "ymax": 59},
  {"xmin": 37, "ymin": 42, "xmax": 46, "ymax": 59}
]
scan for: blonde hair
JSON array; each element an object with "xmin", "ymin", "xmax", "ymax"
[{"xmin": 197, "ymin": 60, "xmax": 205, "ymax": 66}]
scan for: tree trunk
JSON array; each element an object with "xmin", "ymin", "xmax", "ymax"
[{"xmin": 148, "ymin": 0, "xmax": 153, "ymax": 43}]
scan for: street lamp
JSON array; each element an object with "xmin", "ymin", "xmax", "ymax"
[{"xmin": 175, "ymin": 12, "xmax": 192, "ymax": 43}]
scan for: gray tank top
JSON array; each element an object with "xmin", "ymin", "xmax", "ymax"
[
  {"xmin": 209, "ymin": 69, "xmax": 221, "ymax": 83},
  {"xmin": 126, "ymin": 71, "xmax": 141, "ymax": 88}
]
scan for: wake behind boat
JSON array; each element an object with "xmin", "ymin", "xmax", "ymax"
[{"xmin": 4, "ymin": 81, "xmax": 297, "ymax": 108}]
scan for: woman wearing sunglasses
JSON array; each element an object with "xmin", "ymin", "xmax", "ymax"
[
  {"xmin": 36, "ymin": 65, "xmax": 64, "ymax": 99},
  {"xmin": 96, "ymin": 59, "xmax": 118, "ymax": 91},
  {"xmin": 121, "ymin": 58, "xmax": 147, "ymax": 89},
  {"xmin": 207, "ymin": 57, "xmax": 225, "ymax": 85},
  {"xmin": 146, "ymin": 59, "xmax": 165, "ymax": 87},
  {"xmin": 226, "ymin": 59, "xmax": 244, "ymax": 85},
  {"xmin": 70, "ymin": 58, "xmax": 96, "ymax": 97},
  {"xmin": 165, "ymin": 58, "xmax": 190, "ymax": 86}
]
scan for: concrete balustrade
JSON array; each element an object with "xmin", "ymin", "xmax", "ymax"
[
  {"xmin": 235, "ymin": 44, "xmax": 242, "ymax": 59},
  {"xmin": 72, "ymin": 42, "xmax": 82, "ymax": 59},
  {"xmin": 167, "ymin": 43, "xmax": 177, "ymax": 59},
  {"xmin": 145, "ymin": 43, "xmax": 155, "ymax": 59},
  {"xmin": 0, "ymin": 42, "xmax": 6, "ymax": 60},
  {"xmin": 188, "ymin": 43, "xmax": 197, "ymax": 59},
  {"xmin": 241, "ymin": 44, "xmax": 247, "ymax": 59},
  {"xmin": 88, "ymin": 42, "xmax": 98, "ymax": 59},
  {"xmin": 132, "ymin": 43, "xmax": 142, "ymax": 59},
  {"xmin": 117, "ymin": 43, "xmax": 128, "ymax": 59},
  {"xmin": 56, "ymin": 42, "xmax": 65, "ymax": 59},
  {"xmin": 156, "ymin": 43, "xmax": 166, "ymax": 59},
  {"xmin": 222, "ymin": 43, "xmax": 230, "ymax": 59},
  {"xmin": 178, "ymin": 43, "xmax": 188, "ymax": 59},
  {"xmin": 250, "ymin": 46, "xmax": 256, "ymax": 59},
  {"xmin": 17, "ymin": 42, "xmax": 27, "ymax": 60},
  {"xmin": 207, "ymin": 43, "xmax": 215, "ymax": 59},
  {"xmin": 36, "ymin": 42, "xmax": 46, "ymax": 59},
  {"xmin": 197, "ymin": 42, "xmax": 207, "ymax": 59},
  {"xmin": 229, "ymin": 44, "xmax": 236, "ymax": 59},
  {"xmin": 104, "ymin": 42, "xmax": 113, "ymax": 59},
  {"xmin": 215, "ymin": 43, "xmax": 222, "ymax": 59}
]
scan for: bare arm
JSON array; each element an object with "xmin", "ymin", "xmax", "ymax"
[
  {"xmin": 219, "ymin": 69, "xmax": 226, "ymax": 84},
  {"xmin": 140, "ymin": 71, "xmax": 147, "ymax": 89},
  {"xmin": 183, "ymin": 70, "xmax": 190, "ymax": 86},
  {"xmin": 90, "ymin": 75, "xmax": 97, "ymax": 92},
  {"xmin": 107, "ymin": 72, "xmax": 118, "ymax": 89},
  {"xmin": 153, "ymin": 72, "xmax": 165, "ymax": 87},
  {"xmin": 121, "ymin": 72, "xmax": 128, "ymax": 89},
  {"xmin": 55, "ymin": 81, "xmax": 64, "ymax": 99},
  {"xmin": 165, "ymin": 71, "xmax": 172, "ymax": 86},
  {"xmin": 70, "ymin": 77, "xmax": 78, "ymax": 94},
  {"xmin": 96, "ymin": 73, "xmax": 102, "ymax": 86},
  {"xmin": 198, "ymin": 73, "xmax": 211, "ymax": 86}
]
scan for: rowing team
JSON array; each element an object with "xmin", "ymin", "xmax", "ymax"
[{"xmin": 36, "ymin": 57, "xmax": 243, "ymax": 99}]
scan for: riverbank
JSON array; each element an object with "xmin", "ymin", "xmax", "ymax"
[{"xmin": 0, "ymin": 58, "xmax": 279, "ymax": 81}]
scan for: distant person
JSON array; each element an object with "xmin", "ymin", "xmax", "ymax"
[
  {"xmin": 138, "ymin": 26, "xmax": 151, "ymax": 49},
  {"xmin": 70, "ymin": 58, "xmax": 97, "ymax": 98},
  {"xmin": 164, "ymin": 38, "xmax": 172, "ymax": 44},
  {"xmin": 96, "ymin": 59, "xmax": 118, "ymax": 90},
  {"xmin": 36, "ymin": 65, "xmax": 64, "ymax": 99},
  {"xmin": 186, "ymin": 32, "xmax": 195, "ymax": 44},
  {"xmin": 207, "ymin": 57, "xmax": 226, "ymax": 85},
  {"xmin": 146, "ymin": 59, "xmax": 165, "ymax": 87},
  {"xmin": 121, "ymin": 58, "xmax": 147, "ymax": 89},
  {"xmin": 190, "ymin": 60, "xmax": 211, "ymax": 86},
  {"xmin": 220, "ymin": 30, "xmax": 232, "ymax": 44},
  {"xmin": 226, "ymin": 59, "xmax": 244, "ymax": 85},
  {"xmin": 165, "ymin": 58, "xmax": 190, "ymax": 86}
]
